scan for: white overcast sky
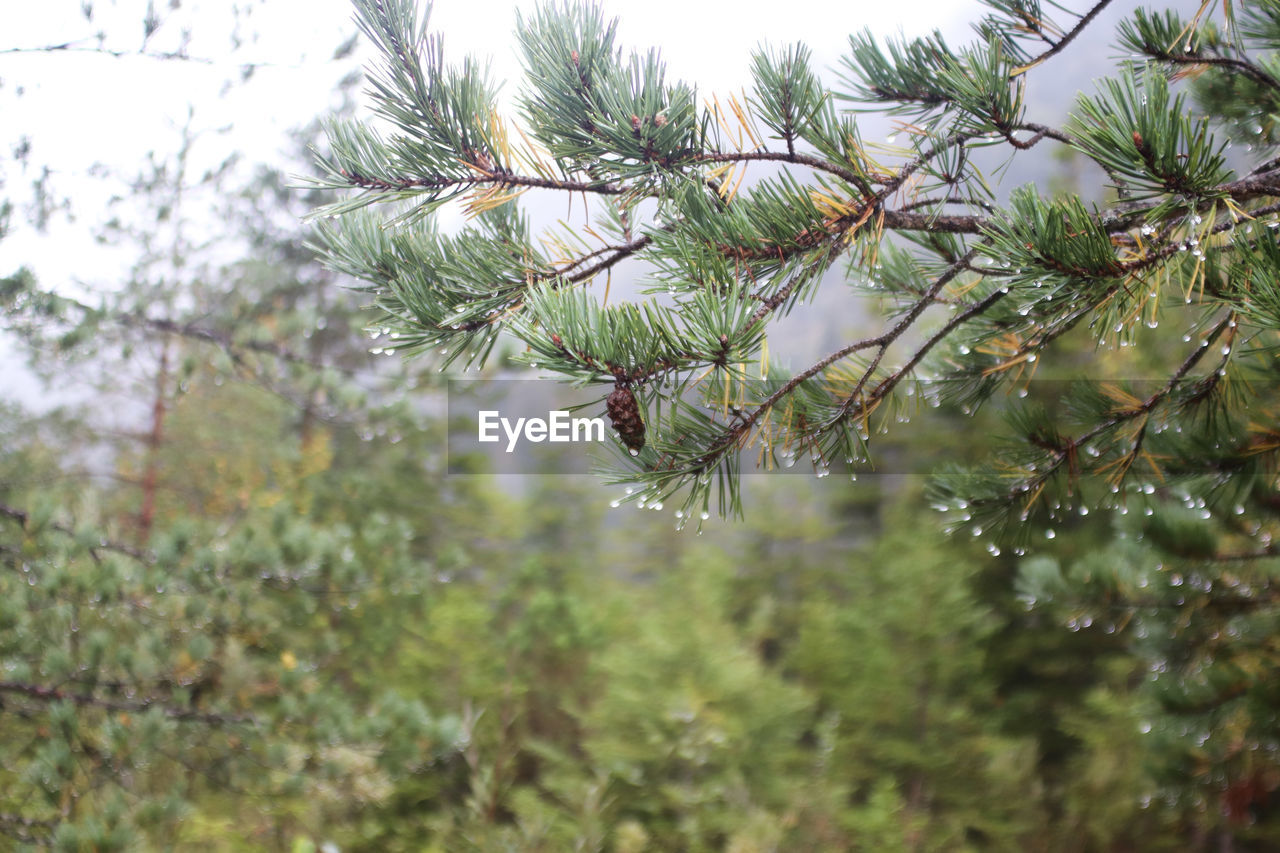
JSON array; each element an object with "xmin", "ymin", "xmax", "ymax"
[{"xmin": 1, "ymin": 0, "xmax": 987, "ymax": 285}]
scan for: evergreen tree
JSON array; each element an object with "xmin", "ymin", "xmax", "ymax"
[
  {"xmin": 0, "ymin": 111, "xmax": 470, "ymax": 848},
  {"xmin": 313, "ymin": 0, "xmax": 1280, "ymax": 536},
  {"xmin": 312, "ymin": 2, "xmax": 1280, "ymax": 844}
]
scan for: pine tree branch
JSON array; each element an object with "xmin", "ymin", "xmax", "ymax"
[
  {"xmin": 896, "ymin": 195, "xmax": 997, "ymax": 214},
  {"xmin": 697, "ymin": 151, "xmax": 873, "ymax": 196},
  {"xmin": 0, "ymin": 681, "xmax": 252, "ymax": 725},
  {"xmin": 1001, "ymin": 121, "xmax": 1077, "ymax": 150},
  {"xmin": 0, "ymin": 503, "xmax": 151, "ymax": 564},
  {"xmin": 119, "ymin": 313, "xmax": 319, "ymax": 367},
  {"xmin": 1013, "ymin": 0, "xmax": 1117, "ymax": 74},
  {"xmin": 339, "ymin": 168, "xmax": 626, "ymax": 197},
  {"xmin": 696, "ymin": 246, "xmax": 984, "ymax": 461},
  {"xmin": 452, "ymin": 231, "xmax": 658, "ymax": 334},
  {"xmin": 1147, "ymin": 48, "xmax": 1280, "ymax": 94},
  {"xmin": 826, "ymin": 245, "xmax": 988, "ymax": 424},
  {"xmin": 974, "ymin": 313, "xmax": 1235, "ymax": 508}
]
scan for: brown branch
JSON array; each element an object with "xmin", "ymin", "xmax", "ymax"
[
  {"xmin": 121, "ymin": 314, "xmax": 319, "ymax": 367},
  {"xmin": 451, "ymin": 232, "xmax": 657, "ymax": 334},
  {"xmin": 1152, "ymin": 50, "xmax": 1280, "ymax": 94},
  {"xmin": 0, "ymin": 503, "xmax": 150, "ymax": 563},
  {"xmin": 0, "ymin": 681, "xmax": 251, "ymax": 725},
  {"xmin": 979, "ymin": 313, "xmax": 1235, "ymax": 507},
  {"xmin": 696, "ymin": 247, "xmax": 986, "ymax": 461},
  {"xmin": 1013, "ymin": 0, "xmax": 1117, "ymax": 75},
  {"xmin": 696, "ymin": 150, "xmax": 873, "ymax": 196},
  {"xmin": 827, "ymin": 245, "xmax": 987, "ymax": 424},
  {"xmin": 341, "ymin": 168, "xmax": 624, "ymax": 196}
]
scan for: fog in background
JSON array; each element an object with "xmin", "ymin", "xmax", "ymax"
[{"xmin": 1, "ymin": 0, "xmax": 1196, "ymax": 409}]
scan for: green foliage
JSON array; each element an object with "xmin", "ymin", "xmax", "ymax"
[
  {"xmin": 313, "ymin": 0, "xmax": 1280, "ymax": 539},
  {"xmin": 7, "ymin": 0, "xmax": 1280, "ymax": 848}
]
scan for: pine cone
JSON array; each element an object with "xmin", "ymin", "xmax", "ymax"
[{"xmin": 606, "ymin": 384, "xmax": 645, "ymax": 455}]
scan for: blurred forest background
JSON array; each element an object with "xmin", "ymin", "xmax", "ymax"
[{"xmin": 1, "ymin": 1, "xmax": 1278, "ymax": 850}]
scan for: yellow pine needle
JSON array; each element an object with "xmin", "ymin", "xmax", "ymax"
[
  {"xmin": 459, "ymin": 157, "xmax": 494, "ymax": 176},
  {"xmin": 512, "ymin": 120, "xmax": 553, "ymax": 176},
  {"xmin": 1098, "ymin": 452, "xmax": 1136, "ymax": 486},
  {"xmin": 1012, "ymin": 57, "xmax": 1045, "ymax": 76},
  {"xmin": 726, "ymin": 160, "xmax": 749, "ymax": 204},
  {"xmin": 1224, "ymin": 197, "xmax": 1250, "ymax": 221},
  {"xmin": 865, "ymin": 207, "xmax": 886, "ymax": 263},
  {"xmin": 983, "ymin": 353, "xmax": 1033, "ymax": 380},
  {"xmin": 1099, "ymin": 382, "xmax": 1145, "ymax": 413},
  {"xmin": 581, "ymin": 223, "xmax": 609, "ymax": 247},
  {"xmin": 713, "ymin": 166, "xmax": 738, "ymax": 199},
  {"xmin": 691, "ymin": 363, "xmax": 718, "ymax": 386},
  {"xmin": 758, "ymin": 436, "xmax": 773, "ymax": 471},
  {"xmin": 602, "ymin": 269, "xmax": 612, "ymax": 306},
  {"xmin": 729, "ymin": 91, "xmax": 763, "ymax": 150},
  {"xmin": 487, "ymin": 109, "xmax": 512, "ymax": 163},
  {"xmin": 705, "ymin": 162, "xmax": 736, "ymax": 183},
  {"xmin": 809, "ymin": 189, "xmax": 854, "ymax": 219},
  {"xmin": 946, "ymin": 278, "xmax": 984, "ymax": 300},
  {"xmin": 895, "ymin": 120, "xmax": 931, "ymax": 139},
  {"xmin": 1172, "ymin": 0, "xmax": 1214, "ymax": 55},
  {"xmin": 1022, "ymin": 480, "xmax": 1046, "ymax": 514},
  {"xmin": 849, "ymin": 201, "xmax": 877, "ymax": 233},
  {"xmin": 760, "ymin": 336, "xmax": 769, "ymax": 380},
  {"xmin": 463, "ymin": 186, "xmax": 526, "ymax": 217},
  {"xmin": 539, "ymin": 234, "xmax": 574, "ymax": 267},
  {"xmin": 1245, "ymin": 423, "xmax": 1280, "ymax": 454},
  {"xmin": 551, "ymin": 219, "xmax": 593, "ymax": 255},
  {"xmin": 1140, "ymin": 449, "xmax": 1168, "ymax": 483},
  {"xmin": 708, "ymin": 94, "xmax": 742, "ymax": 151}
]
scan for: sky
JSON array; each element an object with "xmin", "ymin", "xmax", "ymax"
[
  {"xmin": 0, "ymin": 0, "xmax": 987, "ymax": 285},
  {"xmin": 0, "ymin": 0, "xmax": 992, "ymax": 404}
]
